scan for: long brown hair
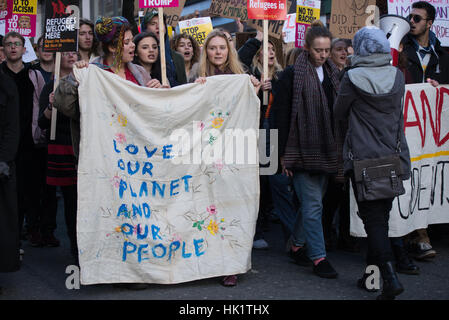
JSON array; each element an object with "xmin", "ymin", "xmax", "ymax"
[
  {"xmin": 251, "ymin": 40, "xmax": 282, "ymax": 80},
  {"xmin": 198, "ymin": 30, "xmax": 244, "ymax": 77},
  {"xmin": 171, "ymin": 33, "xmax": 200, "ymax": 65}
]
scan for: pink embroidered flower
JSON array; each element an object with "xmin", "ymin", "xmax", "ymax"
[
  {"xmin": 214, "ymin": 160, "xmax": 224, "ymax": 172},
  {"xmin": 112, "ymin": 175, "xmax": 121, "ymax": 188},
  {"xmin": 115, "ymin": 133, "xmax": 126, "ymax": 144},
  {"xmin": 197, "ymin": 121, "xmax": 205, "ymax": 131},
  {"xmin": 207, "ymin": 205, "xmax": 217, "ymax": 216}
]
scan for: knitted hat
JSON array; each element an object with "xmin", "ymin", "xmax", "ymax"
[
  {"xmin": 94, "ymin": 16, "xmax": 130, "ymax": 73},
  {"xmin": 94, "ymin": 16, "xmax": 130, "ymax": 43},
  {"xmin": 353, "ymin": 26, "xmax": 391, "ymax": 57},
  {"xmin": 141, "ymin": 9, "xmax": 159, "ymax": 33}
]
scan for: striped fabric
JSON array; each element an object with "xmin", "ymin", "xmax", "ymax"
[
  {"xmin": 47, "ymin": 144, "xmax": 77, "ymax": 186},
  {"xmin": 283, "ymin": 50, "xmax": 344, "ymax": 178}
]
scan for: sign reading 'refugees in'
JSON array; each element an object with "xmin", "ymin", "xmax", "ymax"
[
  {"xmin": 43, "ymin": 0, "xmax": 80, "ymax": 52},
  {"xmin": 209, "ymin": 0, "xmax": 290, "ymax": 39}
]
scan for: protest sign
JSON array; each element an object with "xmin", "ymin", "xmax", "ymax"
[
  {"xmin": 209, "ymin": 0, "xmax": 248, "ymax": 21},
  {"xmin": 139, "ymin": 0, "xmax": 178, "ymax": 8},
  {"xmin": 73, "ymin": 67, "xmax": 260, "ymax": 285},
  {"xmin": 247, "ymin": 0, "xmax": 286, "ymax": 104},
  {"xmin": 5, "ymin": 0, "xmax": 37, "ymax": 37},
  {"xmin": 295, "ymin": 0, "xmax": 320, "ymax": 48},
  {"xmin": 247, "ymin": 0, "xmax": 287, "ymax": 20},
  {"xmin": 329, "ymin": 0, "xmax": 376, "ymax": 39},
  {"xmin": 388, "ymin": 0, "xmax": 449, "ymax": 47},
  {"xmin": 282, "ymin": 13, "xmax": 295, "ymax": 43},
  {"xmin": 139, "ymin": 1, "xmax": 181, "ymax": 86},
  {"xmin": 178, "ymin": 17, "xmax": 213, "ymax": 46},
  {"xmin": 142, "ymin": 0, "xmax": 185, "ymax": 27},
  {"xmin": 247, "ymin": 0, "xmax": 292, "ymax": 39},
  {"xmin": 43, "ymin": 0, "xmax": 80, "ymax": 52},
  {"xmin": 0, "ymin": 0, "xmax": 12, "ymax": 20},
  {"xmin": 351, "ymin": 84, "xmax": 449, "ymax": 237}
]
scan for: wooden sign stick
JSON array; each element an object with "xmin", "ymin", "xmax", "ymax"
[
  {"xmin": 263, "ymin": 19, "xmax": 269, "ymax": 106},
  {"xmin": 159, "ymin": 7, "xmax": 168, "ymax": 86},
  {"xmin": 50, "ymin": 52, "xmax": 61, "ymax": 140}
]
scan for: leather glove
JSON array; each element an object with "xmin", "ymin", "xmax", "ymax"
[{"xmin": 0, "ymin": 161, "xmax": 10, "ymax": 179}]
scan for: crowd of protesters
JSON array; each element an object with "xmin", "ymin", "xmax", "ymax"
[{"xmin": 1, "ymin": 1, "xmax": 449, "ymax": 299}]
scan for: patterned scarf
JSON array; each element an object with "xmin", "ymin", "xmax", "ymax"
[{"xmin": 283, "ymin": 50, "xmax": 344, "ymax": 178}]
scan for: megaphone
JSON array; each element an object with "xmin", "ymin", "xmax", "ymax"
[{"xmin": 380, "ymin": 14, "xmax": 410, "ymax": 66}]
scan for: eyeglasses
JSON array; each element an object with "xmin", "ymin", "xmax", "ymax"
[
  {"xmin": 4, "ymin": 41, "xmax": 23, "ymax": 48},
  {"xmin": 407, "ymin": 14, "xmax": 429, "ymax": 23}
]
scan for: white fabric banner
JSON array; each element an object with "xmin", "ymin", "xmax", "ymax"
[
  {"xmin": 388, "ymin": 0, "xmax": 449, "ymax": 47},
  {"xmin": 351, "ymin": 84, "xmax": 449, "ymax": 237},
  {"xmin": 74, "ymin": 67, "xmax": 260, "ymax": 285}
]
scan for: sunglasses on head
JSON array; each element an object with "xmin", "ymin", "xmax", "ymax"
[{"xmin": 407, "ymin": 14, "xmax": 429, "ymax": 23}]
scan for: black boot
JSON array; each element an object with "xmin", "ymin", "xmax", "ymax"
[
  {"xmin": 392, "ymin": 243, "xmax": 420, "ymax": 275},
  {"xmin": 377, "ymin": 262, "xmax": 404, "ymax": 300}
]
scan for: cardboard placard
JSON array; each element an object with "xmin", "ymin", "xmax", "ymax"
[
  {"xmin": 282, "ymin": 13, "xmax": 296, "ymax": 43},
  {"xmin": 209, "ymin": 0, "xmax": 248, "ymax": 21},
  {"xmin": 247, "ymin": 0, "xmax": 287, "ymax": 21},
  {"xmin": 295, "ymin": 0, "xmax": 320, "ymax": 48},
  {"xmin": 139, "ymin": 0, "xmax": 178, "ymax": 8},
  {"xmin": 246, "ymin": 0, "xmax": 292, "ymax": 39},
  {"xmin": 43, "ymin": 0, "xmax": 80, "ymax": 52},
  {"xmin": 5, "ymin": 0, "xmax": 37, "ymax": 37},
  {"xmin": 178, "ymin": 17, "xmax": 213, "ymax": 46},
  {"xmin": 139, "ymin": 0, "xmax": 185, "ymax": 27},
  {"xmin": 0, "ymin": 0, "xmax": 12, "ymax": 20},
  {"xmin": 329, "ymin": 0, "xmax": 376, "ymax": 39}
]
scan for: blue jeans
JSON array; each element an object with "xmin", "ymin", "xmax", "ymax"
[
  {"xmin": 269, "ymin": 174, "xmax": 298, "ymax": 238},
  {"xmin": 291, "ymin": 172, "xmax": 329, "ymax": 261}
]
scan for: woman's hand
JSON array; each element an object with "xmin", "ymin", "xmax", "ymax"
[
  {"xmin": 280, "ymin": 157, "xmax": 293, "ymax": 177},
  {"xmin": 146, "ymin": 79, "xmax": 162, "ymax": 88},
  {"xmin": 427, "ymin": 78, "xmax": 440, "ymax": 87},
  {"xmin": 49, "ymin": 92, "xmax": 55, "ymax": 105},
  {"xmin": 195, "ymin": 77, "xmax": 207, "ymax": 84},
  {"xmin": 74, "ymin": 60, "xmax": 89, "ymax": 69},
  {"xmin": 261, "ymin": 78, "xmax": 272, "ymax": 92},
  {"xmin": 250, "ymin": 75, "xmax": 261, "ymax": 95}
]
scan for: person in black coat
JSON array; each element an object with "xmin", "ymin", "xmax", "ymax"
[
  {"xmin": 401, "ymin": 1, "xmax": 449, "ymax": 261},
  {"xmin": 0, "ymin": 71, "xmax": 21, "ymax": 291}
]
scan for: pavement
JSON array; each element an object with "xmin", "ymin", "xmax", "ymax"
[{"xmin": 1, "ymin": 199, "xmax": 449, "ymax": 301}]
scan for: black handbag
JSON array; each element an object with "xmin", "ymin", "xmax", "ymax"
[
  {"xmin": 353, "ymin": 154, "xmax": 405, "ymax": 201},
  {"xmin": 351, "ymin": 109, "xmax": 406, "ymax": 202}
]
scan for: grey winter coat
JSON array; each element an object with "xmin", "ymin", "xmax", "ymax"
[{"xmin": 334, "ymin": 53, "xmax": 411, "ymax": 180}]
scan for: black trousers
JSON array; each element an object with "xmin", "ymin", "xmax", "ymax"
[
  {"xmin": 0, "ymin": 163, "xmax": 20, "ymax": 272},
  {"xmin": 356, "ymin": 195, "xmax": 395, "ymax": 266},
  {"xmin": 25, "ymin": 147, "xmax": 58, "ymax": 236}
]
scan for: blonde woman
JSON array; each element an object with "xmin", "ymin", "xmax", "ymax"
[
  {"xmin": 194, "ymin": 30, "xmax": 259, "ymax": 86},
  {"xmin": 193, "ymin": 30, "xmax": 260, "ymax": 287}
]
